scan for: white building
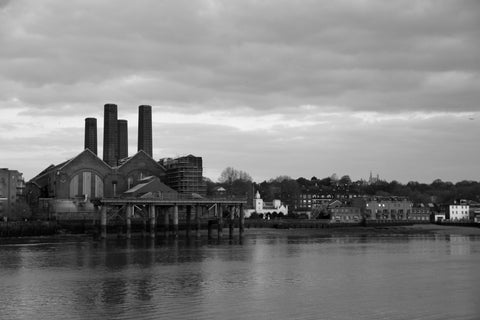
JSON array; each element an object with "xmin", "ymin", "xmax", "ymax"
[
  {"xmin": 434, "ymin": 213, "xmax": 446, "ymax": 222},
  {"xmin": 245, "ymin": 191, "xmax": 288, "ymax": 219},
  {"xmin": 449, "ymin": 200, "xmax": 470, "ymax": 221}
]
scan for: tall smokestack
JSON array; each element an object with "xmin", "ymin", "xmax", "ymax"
[
  {"xmin": 84, "ymin": 117, "xmax": 97, "ymax": 155},
  {"xmin": 117, "ymin": 119, "xmax": 128, "ymax": 160},
  {"xmin": 103, "ymin": 103, "xmax": 118, "ymax": 166},
  {"xmin": 138, "ymin": 105, "xmax": 152, "ymax": 157}
]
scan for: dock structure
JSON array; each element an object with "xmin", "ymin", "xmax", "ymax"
[{"xmin": 98, "ymin": 196, "xmax": 246, "ymax": 239}]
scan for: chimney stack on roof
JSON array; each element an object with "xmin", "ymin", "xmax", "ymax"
[
  {"xmin": 117, "ymin": 119, "xmax": 128, "ymax": 160},
  {"xmin": 138, "ymin": 105, "xmax": 153, "ymax": 157},
  {"xmin": 84, "ymin": 117, "xmax": 97, "ymax": 155},
  {"xmin": 103, "ymin": 104, "xmax": 118, "ymax": 166}
]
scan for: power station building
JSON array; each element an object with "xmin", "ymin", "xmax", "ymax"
[{"xmin": 27, "ymin": 104, "xmax": 205, "ymax": 217}]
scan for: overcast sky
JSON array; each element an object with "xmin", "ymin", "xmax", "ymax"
[{"xmin": 1, "ymin": 0, "xmax": 479, "ymax": 183}]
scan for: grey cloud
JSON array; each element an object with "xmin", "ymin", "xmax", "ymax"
[
  {"xmin": 151, "ymin": 114, "xmax": 480, "ymax": 183},
  {"xmin": 0, "ymin": 0, "xmax": 479, "ymax": 114},
  {"xmin": 0, "ymin": 0, "xmax": 10, "ymax": 10},
  {"xmin": 2, "ymin": 107, "xmax": 479, "ymax": 182}
]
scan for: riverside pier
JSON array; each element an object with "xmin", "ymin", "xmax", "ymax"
[{"xmin": 99, "ymin": 196, "xmax": 246, "ymax": 239}]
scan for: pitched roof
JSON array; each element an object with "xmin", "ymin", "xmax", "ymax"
[
  {"xmin": 124, "ymin": 182, "xmax": 150, "ymax": 194},
  {"xmin": 123, "ymin": 177, "xmax": 177, "ymax": 196},
  {"xmin": 29, "ymin": 149, "xmax": 110, "ymax": 183},
  {"xmin": 57, "ymin": 149, "xmax": 110, "ymax": 171},
  {"xmin": 117, "ymin": 150, "xmax": 165, "ymax": 171}
]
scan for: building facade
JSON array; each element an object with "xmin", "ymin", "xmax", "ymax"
[
  {"xmin": 356, "ymin": 196, "xmax": 413, "ymax": 221},
  {"xmin": 293, "ymin": 192, "xmax": 360, "ymax": 215},
  {"xmin": 27, "ymin": 149, "xmax": 166, "ymax": 217},
  {"xmin": 330, "ymin": 206, "xmax": 362, "ymax": 223},
  {"xmin": 410, "ymin": 204, "xmax": 431, "ymax": 222},
  {"xmin": 448, "ymin": 200, "xmax": 470, "ymax": 221},
  {"xmin": 0, "ymin": 168, "xmax": 26, "ymax": 219}
]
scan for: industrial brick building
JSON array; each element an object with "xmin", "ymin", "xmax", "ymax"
[{"xmin": 27, "ymin": 104, "xmax": 206, "ymax": 217}]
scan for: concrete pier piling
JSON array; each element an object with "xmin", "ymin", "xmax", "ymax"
[
  {"xmin": 126, "ymin": 204, "xmax": 133, "ymax": 239},
  {"xmin": 217, "ymin": 204, "xmax": 223, "ymax": 238},
  {"xmin": 173, "ymin": 205, "xmax": 179, "ymax": 237},
  {"xmin": 195, "ymin": 205, "xmax": 201, "ymax": 238},
  {"xmin": 163, "ymin": 207, "xmax": 170, "ymax": 235},
  {"xmin": 100, "ymin": 206, "xmax": 107, "ymax": 239},
  {"xmin": 142, "ymin": 218, "xmax": 147, "ymax": 237},
  {"xmin": 149, "ymin": 205, "xmax": 156, "ymax": 238},
  {"xmin": 239, "ymin": 204, "xmax": 245, "ymax": 236},
  {"xmin": 229, "ymin": 206, "xmax": 234, "ymax": 239},
  {"xmin": 208, "ymin": 220, "xmax": 213, "ymax": 239},
  {"xmin": 186, "ymin": 205, "xmax": 191, "ymax": 237}
]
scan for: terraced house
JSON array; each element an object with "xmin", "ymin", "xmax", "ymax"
[{"xmin": 355, "ymin": 196, "xmax": 413, "ymax": 221}]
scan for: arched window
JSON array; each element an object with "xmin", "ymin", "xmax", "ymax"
[{"xmin": 69, "ymin": 172, "xmax": 104, "ymax": 198}]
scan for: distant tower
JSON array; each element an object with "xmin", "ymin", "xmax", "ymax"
[
  {"xmin": 117, "ymin": 119, "xmax": 128, "ymax": 160},
  {"xmin": 138, "ymin": 105, "xmax": 152, "ymax": 157},
  {"xmin": 103, "ymin": 104, "xmax": 118, "ymax": 166},
  {"xmin": 254, "ymin": 191, "xmax": 263, "ymax": 212},
  {"xmin": 84, "ymin": 117, "xmax": 97, "ymax": 155}
]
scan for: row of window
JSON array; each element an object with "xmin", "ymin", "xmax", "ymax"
[
  {"xmin": 366, "ymin": 203, "xmax": 412, "ymax": 207},
  {"xmin": 451, "ymin": 205, "xmax": 468, "ymax": 209},
  {"xmin": 333, "ymin": 215, "xmax": 360, "ymax": 221},
  {"xmin": 332, "ymin": 208, "xmax": 360, "ymax": 214}
]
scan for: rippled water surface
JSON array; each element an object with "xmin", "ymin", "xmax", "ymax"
[{"xmin": 1, "ymin": 228, "xmax": 480, "ymax": 320}]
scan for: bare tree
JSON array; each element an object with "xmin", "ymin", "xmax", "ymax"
[{"xmin": 218, "ymin": 166, "xmax": 252, "ymax": 184}]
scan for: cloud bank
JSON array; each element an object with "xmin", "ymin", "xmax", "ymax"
[{"xmin": 0, "ymin": 0, "xmax": 479, "ymax": 182}]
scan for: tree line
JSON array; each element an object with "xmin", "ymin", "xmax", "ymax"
[{"xmin": 208, "ymin": 168, "xmax": 480, "ymax": 206}]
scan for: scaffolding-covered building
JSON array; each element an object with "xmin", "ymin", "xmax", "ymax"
[{"xmin": 160, "ymin": 155, "xmax": 206, "ymax": 197}]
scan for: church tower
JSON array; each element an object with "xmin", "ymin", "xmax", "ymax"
[{"xmin": 254, "ymin": 191, "xmax": 263, "ymax": 212}]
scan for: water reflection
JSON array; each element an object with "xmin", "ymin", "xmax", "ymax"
[
  {"xmin": 1, "ymin": 229, "xmax": 480, "ymax": 320},
  {"xmin": 446, "ymin": 234, "xmax": 472, "ymax": 255}
]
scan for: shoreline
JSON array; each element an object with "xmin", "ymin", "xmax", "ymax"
[{"xmin": 1, "ymin": 221, "xmax": 480, "ymax": 241}]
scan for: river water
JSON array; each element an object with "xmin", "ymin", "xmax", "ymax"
[{"xmin": 1, "ymin": 227, "xmax": 479, "ymax": 320}]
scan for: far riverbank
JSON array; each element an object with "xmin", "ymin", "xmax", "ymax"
[{"xmin": 2, "ymin": 219, "xmax": 480, "ymax": 239}]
